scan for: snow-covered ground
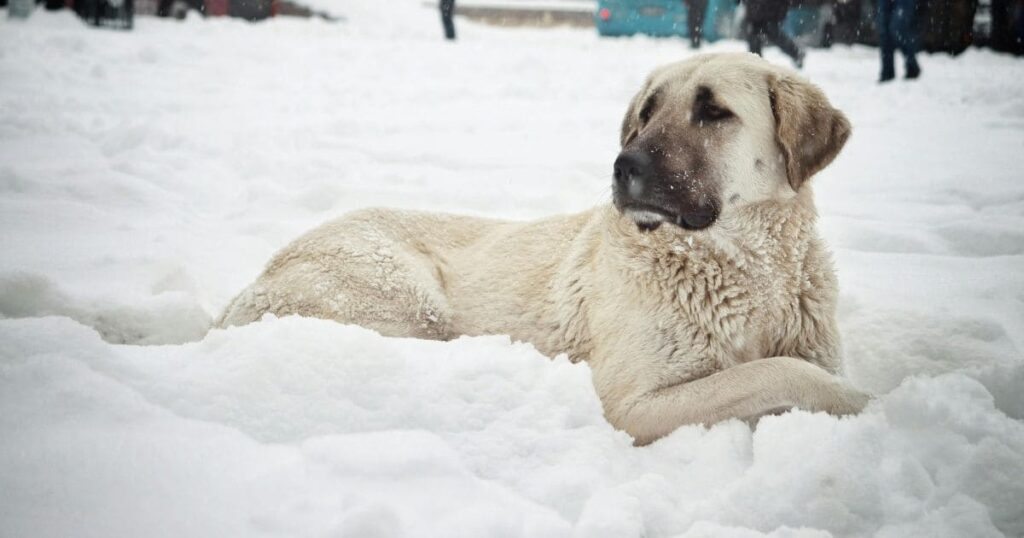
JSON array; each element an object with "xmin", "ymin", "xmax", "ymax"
[{"xmin": 2, "ymin": 2, "xmax": 1023, "ymax": 536}]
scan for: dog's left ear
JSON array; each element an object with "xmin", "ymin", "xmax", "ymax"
[{"xmin": 768, "ymin": 72, "xmax": 851, "ymax": 191}]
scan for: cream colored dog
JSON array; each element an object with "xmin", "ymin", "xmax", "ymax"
[{"xmin": 219, "ymin": 53, "xmax": 869, "ymax": 445}]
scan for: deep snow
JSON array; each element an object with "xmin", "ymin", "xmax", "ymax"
[{"xmin": 1, "ymin": 2, "xmax": 1023, "ymax": 536}]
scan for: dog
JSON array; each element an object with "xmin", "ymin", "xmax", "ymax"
[{"xmin": 218, "ymin": 53, "xmax": 870, "ymax": 445}]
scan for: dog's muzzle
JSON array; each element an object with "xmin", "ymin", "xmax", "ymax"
[{"xmin": 612, "ymin": 151, "xmax": 718, "ymax": 232}]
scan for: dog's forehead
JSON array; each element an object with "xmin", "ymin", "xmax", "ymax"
[{"xmin": 650, "ymin": 55, "xmax": 768, "ymax": 103}]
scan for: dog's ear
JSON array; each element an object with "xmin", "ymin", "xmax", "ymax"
[
  {"xmin": 767, "ymin": 72, "xmax": 851, "ymax": 191},
  {"xmin": 620, "ymin": 80, "xmax": 652, "ymax": 147}
]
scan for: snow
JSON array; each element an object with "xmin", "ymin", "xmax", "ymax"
[{"xmin": 1, "ymin": 2, "xmax": 1023, "ymax": 536}]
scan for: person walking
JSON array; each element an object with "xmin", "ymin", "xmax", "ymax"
[
  {"xmin": 684, "ymin": 0, "xmax": 708, "ymax": 48},
  {"xmin": 742, "ymin": 0, "xmax": 805, "ymax": 68},
  {"xmin": 440, "ymin": 0, "xmax": 456, "ymax": 40},
  {"xmin": 876, "ymin": 0, "xmax": 921, "ymax": 82}
]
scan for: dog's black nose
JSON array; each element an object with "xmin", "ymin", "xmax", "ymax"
[{"xmin": 613, "ymin": 151, "xmax": 652, "ymax": 195}]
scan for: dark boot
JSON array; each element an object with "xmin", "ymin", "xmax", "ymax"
[
  {"xmin": 879, "ymin": 46, "xmax": 896, "ymax": 82},
  {"xmin": 905, "ymin": 61, "xmax": 921, "ymax": 79},
  {"xmin": 440, "ymin": 0, "xmax": 456, "ymax": 40}
]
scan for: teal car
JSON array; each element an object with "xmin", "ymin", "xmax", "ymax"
[
  {"xmin": 595, "ymin": 0, "xmax": 737, "ymax": 41},
  {"xmin": 595, "ymin": 0, "xmax": 830, "ymax": 46}
]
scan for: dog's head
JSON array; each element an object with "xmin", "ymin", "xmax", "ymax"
[{"xmin": 614, "ymin": 53, "xmax": 851, "ymax": 232}]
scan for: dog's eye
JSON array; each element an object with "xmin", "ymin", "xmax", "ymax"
[
  {"xmin": 695, "ymin": 101, "xmax": 734, "ymax": 123},
  {"xmin": 693, "ymin": 86, "xmax": 734, "ymax": 124},
  {"xmin": 639, "ymin": 95, "xmax": 658, "ymax": 125},
  {"xmin": 705, "ymin": 104, "xmax": 733, "ymax": 120}
]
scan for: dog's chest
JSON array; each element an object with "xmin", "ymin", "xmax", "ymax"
[{"xmin": 646, "ymin": 244, "xmax": 800, "ymax": 372}]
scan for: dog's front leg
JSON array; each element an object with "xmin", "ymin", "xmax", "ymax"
[{"xmin": 602, "ymin": 357, "xmax": 870, "ymax": 446}]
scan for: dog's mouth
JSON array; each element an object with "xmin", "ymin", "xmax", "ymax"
[
  {"xmin": 618, "ymin": 203, "xmax": 718, "ymax": 232},
  {"xmin": 621, "ymin": 205, "xmax": 672, "ymax": 232}
]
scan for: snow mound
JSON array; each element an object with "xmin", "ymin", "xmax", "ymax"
[
  {"xmin": 2, "ymin": 316, "xmax": 1023, "ymax": 536},
  {"xmin": 0, "ymin": 272, "xmax": 210, "ymax": 344}
]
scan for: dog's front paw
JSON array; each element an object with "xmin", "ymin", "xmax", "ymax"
[{"xmin": 825, "ymin": 381, "xmax": 872, "ymax": 417}]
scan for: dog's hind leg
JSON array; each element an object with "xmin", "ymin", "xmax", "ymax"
[{"xmin": 216, "ymin": 226, "xmax": 454, "ymax": 340}]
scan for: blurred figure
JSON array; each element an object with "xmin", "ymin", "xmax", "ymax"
[
  {"xmin": 829, "ymin": 0, "xmax": 869, "ymax": 45},
  {"xmin": 917, "ymin": 0, "xmax": 975, "ymax": 54},
  {"xmin": 157, "ymin": 0, "xmax": 204, "ymax": 18},
  {"xmin": 440, "ymin": 0, "xmax": 456, "ymax": 40},
  {"xmin": 685, "ymin": 0, "xmax": 708, "ymax": 48},
  {"xmin": 877, "ymin": 0, "xmax": 921, "ymax": 81},
  {"xmin": 743, "ymin": 0, "xmax": 805, "ymax": 68}
]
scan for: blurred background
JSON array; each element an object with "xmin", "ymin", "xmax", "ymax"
[{"xmin": 7, "ymin": 0, "xmax": 1022, "ymax": 56}]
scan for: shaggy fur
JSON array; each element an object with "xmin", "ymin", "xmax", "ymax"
[{"xmin": 219, "ymin": 53, "xmax": 869, "ymax": 445}]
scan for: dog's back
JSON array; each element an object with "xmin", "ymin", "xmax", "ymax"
[{"xmin": 217, "ymin": 207, "xmax": 595, "ymax": 348}]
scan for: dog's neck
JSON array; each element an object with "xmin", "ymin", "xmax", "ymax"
[
  {"xmin": 708, "ymin": 187, "xmax": 820, "ymax": 264},
  {"xmin": 604, "ymin": 187, "xmax": 820, "ymax": 272}
]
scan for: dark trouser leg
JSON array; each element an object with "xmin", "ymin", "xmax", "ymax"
[
  {"xmin": 762, "ymin": 19, "xmax": 802, "ymax": 61},
  {"xmin": 440, "ymin": 0, "xmax": 455, "ymax": 40},
  {"xmin": 686, "ymin": 0, "xmax": 708, "ymax": 47},
  {"xmin": 746, "ymin": 19, "xmax": 766, "ymax": 55},
  {"xmin": 877, "ymin": 0, "xmax": 897, "ymax": 80},
  {"xmin": 892, "ymin": 0, "xmax": 920, "ymax": 75}
]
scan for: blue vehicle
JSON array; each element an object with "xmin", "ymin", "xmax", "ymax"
[
  {"xmin": 595, "ymin": 0, "xmax": 831, "ymax": 47},
  {"xmin": 783, "ymin": 6, "xmax": 827, "ymax": 44},
  {"xmin": 595, "ymin": 0, "xmax": 737, "ymax": 41}
]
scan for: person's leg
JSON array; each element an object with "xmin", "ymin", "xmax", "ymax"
[
  {"xmin": 747, "ymin": 18, "xmax": 766, "ymax": 55},
  {"xmin": 686, "ymin": 0, "xmax": 708, "ymax": 48},
  {"xmin": 877, "ymin": 0, "xmax": 897, "ymax": 81},
  {"xmin": 440, "ymin": 0, "xmax": 456, "ymax": 40},
  {"xmin": 763, "ymin": 17, "xmax": 804, "ymax": 64},
  {"xmin": 893, "ymin": 0, "xmax": 921, "ymax": 77}
]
